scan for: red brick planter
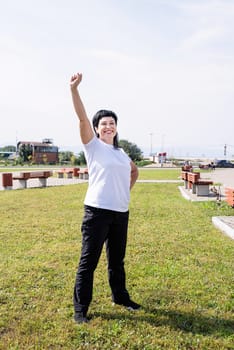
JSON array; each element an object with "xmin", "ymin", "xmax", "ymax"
[{"xmin": 225, "ymin": 188, "xmax": 234, "ymax": 207}]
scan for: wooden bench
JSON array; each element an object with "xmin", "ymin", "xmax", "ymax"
[
  {"xmin": 78, "ymin": 168, "xmax": 89, "ymax": 180},
  {"xmin": 187, "ymin": 172, "xmax": 201, "ymax": 192},
  {"xmin": 181, "ymin": 171, "xmax": 213, "ymax": 196},
  {"xmin": 12, "ymin": 171, "xmax": 53, "ymax": 189},
  {"xmin": 57, "ymin": 167, "xmax": 88, "ymax": 180},
  {"xmin": 182, "ymin": 165, "xmax": 193, "ymax": 172},
  {"xmin": 181, "ymin": 171, "xmax": 189, "ymax": 189},
  {"xmin": 57, "ymin": 167, "xmax": 80, "ymax": 179},
  {"xmin": 225, "ymin": 188, "xmax": 234, "ymax": 207}
]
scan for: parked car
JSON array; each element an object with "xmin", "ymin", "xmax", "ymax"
[
  {"xmin": 199, "ymin": 161, "xmax": 215, "ymax": 170},
  {"xmin": 199, "ymin": 163, "xmax": 210, "ymax": 169},
  {"xmin": 215, "ymin": 160, "xmax": 234, "ymax": 168}
]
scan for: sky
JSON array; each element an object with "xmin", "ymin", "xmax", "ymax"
[{"xmin": 1, "ymin": 0, "xmax": 234, "ymax": 159}]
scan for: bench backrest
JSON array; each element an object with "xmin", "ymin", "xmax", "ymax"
[
  {"xmin": 187, "ymin": 172, "xmax": 200, "ymax": 183},
  {"xmin": 181, "ymin": 171, "xmax": 188, "ymax": 180},
  {"xmin": 19, "ymin": 171, "xmax": 52, "ymax": 179},
  {"xmin": 79, "ymin": 168, "xmax": 88, "ymax": 174}
]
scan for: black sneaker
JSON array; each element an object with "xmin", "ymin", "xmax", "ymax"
[
  {"xmin": 74, "ymin": 312, "xmax": 89, "ymax": 324},
  {"xmin": 114, "ymin": 299, "xmax": 141, "ymax": 311}
]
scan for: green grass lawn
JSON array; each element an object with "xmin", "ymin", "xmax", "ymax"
[
  {"xmin": 138, "ymin": 168, "xmax": 182, "ymax": 180},
  {"xmin": 0, "ymin": 182, "xmax": 233, "ymax": 349}
]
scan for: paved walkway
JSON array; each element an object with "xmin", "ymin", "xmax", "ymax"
[{"xmin": 200, "ymin": 168, "xmax": 234, "ymax": 190}]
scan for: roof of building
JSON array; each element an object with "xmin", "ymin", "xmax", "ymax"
[{"xmin": 17, "ymin": 141, "xmax": 55, "ymax": 147}]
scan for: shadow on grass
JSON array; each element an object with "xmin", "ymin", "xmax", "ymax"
[{"xmin": 92, "ymin": 307, "xmax": 234, "ymax": 336}]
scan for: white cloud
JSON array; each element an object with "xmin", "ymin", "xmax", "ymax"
[{"xmin": 179, "ymin": 26, "xmax": 226, "ymax": 49}]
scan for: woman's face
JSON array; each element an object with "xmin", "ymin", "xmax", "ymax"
[{"xmin": 95, "ymin": 117, "xmax": 117, "ymax": 144}]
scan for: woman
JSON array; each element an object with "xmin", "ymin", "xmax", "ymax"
[{"xmin": 70, "ymin": 73, "xmax": 140, "ymax": 324}]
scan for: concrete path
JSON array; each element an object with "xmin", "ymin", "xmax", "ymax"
[{"xmin": 200, "ymin": 168, "xmax": 234, "ymax": 190}]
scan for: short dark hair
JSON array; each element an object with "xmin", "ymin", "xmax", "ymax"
[{"xmin": 92, "ymin": 109, "xmax": 119, "ymax": 148}]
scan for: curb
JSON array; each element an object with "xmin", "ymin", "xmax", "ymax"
[{"xmin": 212, "ymin": 216, "xmax": 234, "ymax": 240}]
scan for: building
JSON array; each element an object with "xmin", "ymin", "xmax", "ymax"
[
  {"xmin": 17, "ymin": 139, "xmax": 59, "ymax": 164},
  {"xmin": 150, "ymin": 152, "xmax": 167, "ymax": 164}
]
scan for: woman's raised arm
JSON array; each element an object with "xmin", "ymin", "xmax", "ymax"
[{"xmin": 70, "ymin": 73, "xmax": 94, "ymax": 144}]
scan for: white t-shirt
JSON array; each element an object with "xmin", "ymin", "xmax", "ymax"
[{"xmin": 83, "ymin": 136, "xmax": 131, "ymax": 212}]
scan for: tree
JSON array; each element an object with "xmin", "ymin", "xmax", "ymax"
[
  {"xmin": 57, "ymin": 151, "xmax": 87, "ymax": 165},
  {"xmin": 71, "ymin": 154, "xmax": 79, "ymax": 166},
  {"xmin": 19, "ymin": 144, "xmax": 32, "ymax": 162},
  {"xmin": 0, "ymin": 145, "xmax": 16, "ymax": 152},
  {"xmin": 77, "ymin": 151, "xmax": 86, "ymax": 165},
  {"xmin": 59, "ymin": 151, "xmax": 74, "ymax": 164},
  {"xmin": 119, "ymin": 139, "xmax": 143, "ymax": 162}
]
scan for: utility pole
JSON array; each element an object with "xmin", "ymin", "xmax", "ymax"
[
  {"xmin": 149, "ymin": 133, "xmax": 153, "ymax": 155},
  {"xmin": 16, "ymin": 130, "xmax": 18, "ymax": 153},
  {"xmin": 224, "ymin": 144, "xmax": 227, "ymax": 158}
]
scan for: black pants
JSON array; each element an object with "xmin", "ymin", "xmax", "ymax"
[{"xmin": 73, "ymin": 205, "xmax": 130, "ymax": 314}]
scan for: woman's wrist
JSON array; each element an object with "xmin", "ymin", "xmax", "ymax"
[{"xmin": 70, "ymin": 86, "xmax": 79, "ymax": 94}]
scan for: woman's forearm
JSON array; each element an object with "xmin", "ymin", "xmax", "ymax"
[
  {"xmin": 71, "ymin": 88, "xmax": 88, "ymax": 123},
  {"xmin": 70, "ymin": 73, "xmax": 94, "ymax": 144},
  {"xmin": 130, "ymin": 162, "xmax": 139, "ymax": 189}
]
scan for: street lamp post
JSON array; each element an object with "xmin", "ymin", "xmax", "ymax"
[{"xmin": 161, "ymin": 134, "xmax": 165, "ymax": 152}]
